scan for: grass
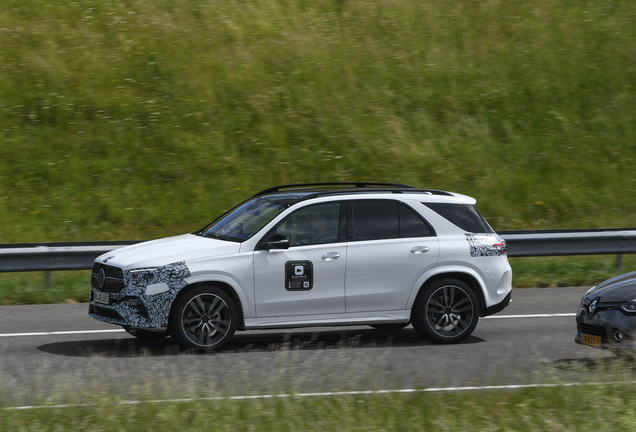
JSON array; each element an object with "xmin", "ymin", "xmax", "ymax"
[
  {"xmin": 0, "ymin": 271, "xmax": 90, "ymax": 305},
  {"xmin": 1, "ymin": 0, "xmax": 635, "ymax": 244},
  {"xmin": 3, "ymin": 383, "xmax": 636, "ymax": 431}
]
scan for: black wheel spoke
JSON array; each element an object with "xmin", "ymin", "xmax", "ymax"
[
  {"xmin": 178, "ymin": 291, "xmax": 235, "ymax": 350},
  {"xmin": 424, "ymin": 283, "xmax": 475, "ymax": 341},
  {"xmin": 207, "ymin": 297, "xmax": 221, "ymax": 315},
  {"xmin": 190, "ymin": 297, "xmax": 206, "ymax": 317}
]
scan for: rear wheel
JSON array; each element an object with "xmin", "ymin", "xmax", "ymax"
[
  {"xmin": 412, "ymin": 278, "xmax": 479, "ymax": 344},
  {"xmin": 122, "ymin": 326, "xmax": 169, "ymax": 340},
  {"xmin": 169, "ymin": 285, "xmax": 238, "ymax": 352}
]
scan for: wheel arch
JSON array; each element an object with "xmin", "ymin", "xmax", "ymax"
[
  {"xmin": 409, "ymin": 272, "xmax": 487, "ymax": 321},
  {"xmin": 169, "ymin": 281, "xmax": 246, "ymax": 330}
]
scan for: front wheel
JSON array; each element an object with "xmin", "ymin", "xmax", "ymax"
[
  {"xmin": 169, "ymin": 285, "xmax": 238, "ymax": 352},
  {"xmin": 412, "ymin": 279, "xmax": 479, "ymax": 344}
]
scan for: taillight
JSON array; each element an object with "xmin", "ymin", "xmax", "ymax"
[
  {"xmin": 493, "ymin": 240, "xmax": 507, "ymax": 255},
  {"xmin": 466, "ymin": 233, "xmax": 508, "ymax": 257}
]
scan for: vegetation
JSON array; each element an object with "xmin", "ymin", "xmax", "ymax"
[
  {"xmin": 1, "ymin": 0, "xmax": 635, "ymax": 245},
  {"xmin": 3, "ymin": 383, "xmax": 636, "ymax": 431}
]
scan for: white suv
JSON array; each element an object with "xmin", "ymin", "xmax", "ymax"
[{"xmin": 89, "ymin": 183, "xmax": 512, "ymax": 351}]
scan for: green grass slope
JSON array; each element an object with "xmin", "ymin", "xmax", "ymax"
[{"xmin": 1, "ymin": 0, "xmax": 635, "ymax": 243}]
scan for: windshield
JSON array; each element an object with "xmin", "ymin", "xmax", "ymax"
[{"xmin": 199, "ymin": 197, "xmax": 291, "ymax": 242}]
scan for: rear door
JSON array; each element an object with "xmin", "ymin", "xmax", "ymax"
[{"xmin": 344, "ymin": 200, "xmax": 439, "ymax": 312}]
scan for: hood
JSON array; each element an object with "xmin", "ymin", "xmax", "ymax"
[
  {"xmin": 587, "ymin": 270, "xmax": 636, "ymax": 302},
  {"xmin": 96, "ymin": 234, "xmax": 242, "ymax": 270}
]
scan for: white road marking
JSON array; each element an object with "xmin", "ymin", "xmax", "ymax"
[
  {"xmin": 0, "ymin": 329, "xmax": 125, "ymax": 338},
  {"xmin": 5, "ymin": 381, "xmax": 636, "ymax": 410},
  {"xmin": 0, "ymin": 313, "xmax": 576, "ymax": 338},
  {"xmin": 485, "ymin": 313, "xmax": 576, "ymax": 319}
]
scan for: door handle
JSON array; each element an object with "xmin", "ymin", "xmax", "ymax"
[
  {"xmin": 410, "ymin": 246, "xmax": 430, "ymax": 254},
  {"xmin": 321, "ymin": 252, "xmax": 341, "ymax": 261}
]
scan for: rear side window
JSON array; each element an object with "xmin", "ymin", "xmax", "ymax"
[
  {"xmin": 350, "ymin": 201, "xmax": 399, "ymax": 241},
  {"xmin": 399, "ymin": 204, "xmax": 434, "ymax": 237},
  {"xmin": 349, "ymin": 201, "xmax": 434, "ymax": 241},
  {"xmin": 423, "ymin": 203, "xmax": 494, "ymax": 233}
]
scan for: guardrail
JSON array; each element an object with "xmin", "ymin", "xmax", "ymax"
[{"xmin": 1, "ymin": 229, "xmax": 636, "ymax": 283}]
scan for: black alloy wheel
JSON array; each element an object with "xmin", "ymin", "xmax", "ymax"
[
  {"xmin": 170, "ymin": 285, "xmax": 238, "ymax": 352},
  {"xmin": 412, "ymin": 278, "xmax": 479, "ymax": 344}
]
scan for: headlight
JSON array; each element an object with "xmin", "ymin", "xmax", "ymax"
[
  {"xmin": 129, "ymin": 268, "xmax": 158, "ymax": 273},
  {"xmin": 620, "ymin": 299, "xmax": 636, "ymax": 313},
  {"xmin": 128, "ymin": 268, "xmax": 158, "ymax": 285},
  {"xmin": 576, "ymin": 303, "xmax": 586, "ymax": 318}
]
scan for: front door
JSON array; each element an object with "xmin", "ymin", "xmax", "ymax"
[{"xmin": 253, "ymin": 202, "xmax": 346, "ymax": 317}]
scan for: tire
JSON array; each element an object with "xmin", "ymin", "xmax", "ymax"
[
  {"xmin": 412, "ymin": 278, "xmax": 479, "ymax": 344},
  {"xmin": 370, "ymin": 323, "xmax": 409, "ymax": 332},
  {"xmin": 169, "ymin": 285, "xmax": 238, "ymax": 352},
  {"xmin": 122, "ymin": 326, "xmax": 170, "ymax": 340}
]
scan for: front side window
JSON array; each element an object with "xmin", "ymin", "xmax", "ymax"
[{"xmin": 274, "ymin": 203, "xmax": 341, "ymax": 247}]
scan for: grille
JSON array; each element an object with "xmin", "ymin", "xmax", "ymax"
[
  {"xmin": 91, "ymin": 263, "xmax": 125, "ymax": 293},
  {"xmin": 578, "ymin": 323, "xmax": 611, "ymax": 341}
]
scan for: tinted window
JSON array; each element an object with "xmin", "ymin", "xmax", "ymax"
[
  {"xmin": 399, "ymin": 204, "xmax": 434, "ymax": 237},
  {"xmin": 424, "ymin": 203, "xmax": 493, "ymax": 233},
  {"xmin": 275, "ymin": 203, "xmax": 341, "ymax": 246},
  {"xmin": 350, "ymin": 201, "xmax": 399, "ymax": 241}
]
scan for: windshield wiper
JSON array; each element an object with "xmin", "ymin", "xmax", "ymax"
[{"xmin": 205, "ymin": 232, "xmax": 240, "ymax": 242}]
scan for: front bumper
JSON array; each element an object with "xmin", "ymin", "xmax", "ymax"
[
  {"xmin": 575, "ymin": 301, "xmax": 636, "ymax": 351},
  {"xmin": 88, "ymin": 261, "xmax": 192, "ymax": 329},
  {"xmin": 89, "ymin": 291, "xmax": 162, "ymax": 328}
]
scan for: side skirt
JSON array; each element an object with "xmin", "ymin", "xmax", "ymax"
[{"xmin": 244, "ymin": 310, "xmax": 411, "ymax": 330}]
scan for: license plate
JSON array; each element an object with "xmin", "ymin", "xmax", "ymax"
[
  {"xmin": 93, "ymin": 290, "xmax": 110, "ymax": 305},
  {"xmin": 582, "ymin": 333, "xmax": 601, "ymax": 347}
]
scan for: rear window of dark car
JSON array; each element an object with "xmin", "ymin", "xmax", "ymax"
[{"xmin": 423, "ymin": 203, "xmax": 494, "ymax": 234}]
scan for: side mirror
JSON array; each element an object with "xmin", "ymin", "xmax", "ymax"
[{"xmin": 265, "ymin": 234, "xmax": 290, "ymax": 250}]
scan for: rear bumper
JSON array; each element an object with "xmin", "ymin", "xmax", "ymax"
[{"xmin": 483, "ymin": 291, "xmax": 512, "ymax": 317}]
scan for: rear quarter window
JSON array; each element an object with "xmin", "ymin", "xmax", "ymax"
[{"xmin": 423, "ymin": 203, "xmax": 494, "ymax": 234}]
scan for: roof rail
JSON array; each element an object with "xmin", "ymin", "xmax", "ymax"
[{"xmin": 255, "ymin": 182, "xmax": 416, "ymax": 196}]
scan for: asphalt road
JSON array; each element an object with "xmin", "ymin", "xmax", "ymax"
[{"xmin": 0, "ymin": 287, "xmax": 622, "ymax": 405}]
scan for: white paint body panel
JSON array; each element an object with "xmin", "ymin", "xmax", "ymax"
[
  {"xmin": 344, "ymin": 237, "xmax": 439, "ymax": 312},
  {"xmin": 99, "ymin": 234, "xmax": 240, "ymax": 270},
  {"xmin": 253, "ymin": 243, "xmax": 347, "ymax": 317}
]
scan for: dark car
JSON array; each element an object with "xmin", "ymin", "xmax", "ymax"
[{"xmin": 575, "ymin": 270, "xmax": 636, "ymax": 352}]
